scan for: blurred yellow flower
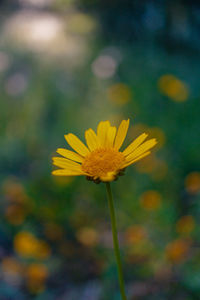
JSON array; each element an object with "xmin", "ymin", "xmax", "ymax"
[
  {"xmin": 107, "ymin": 83, "xmax": 131, "ymax": 105},
  {"xmin": 52, "ymin": 119, "xmax": 157, "ymax": 182},
  {"xmin": 185, "ymin": 172, "xmax": 200, "ymax": 194},
  {"xmin": 26, "ymin": 263, "xmax": 48, "ymax": 294},
  {"xmin": 140, "ymin": 190, "xmax": 161, "ymax": 211},
  {"xmin": 165, "ymin": 238, "xmax": 191, "ymax": 263},
  {"xmin": 26, "ymin": 263, "xmax": 48, "ymax": 282},
  {"xmin": 176, "ymin": 215, "xmax": 195, "ymax": 235},
  {"xmin": 125, "ymin": 225, "xmax": 147, "ymax": 245},
  {"xmin": 14, "ymin": 232, "xmax": 38, "ymax": 257},
  {"xmin": 76, "ymin": 227, "xmax": 99, "ymax": 247},
  {"xmin": 158, "ymin": 74, "xmax": 189, "ymax": 102},
  {"xmin": 14, "ymin": 231, "xmax": 51, "ymax": 259}
]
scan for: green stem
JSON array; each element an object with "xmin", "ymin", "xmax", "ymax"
[{"xmin": 106, "ymin": 182, "xmax": 127, "ymax": 300}]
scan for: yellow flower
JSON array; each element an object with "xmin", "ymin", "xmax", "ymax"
[{"xmin": 52, "ymin": 119, "xmax": 157, "ymax": 182}]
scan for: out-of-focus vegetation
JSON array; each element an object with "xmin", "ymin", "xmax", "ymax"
[{"xmin": 0, "ymin": 0, "xmax": 200, "ymax": 299}]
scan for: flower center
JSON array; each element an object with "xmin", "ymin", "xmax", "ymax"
[{"xmin": 81, "ymin": 148, "xmax": 125, "ymax": 178}]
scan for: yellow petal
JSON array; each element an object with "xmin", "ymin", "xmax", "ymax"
[
  {"xmin": 114, "ymin": 119, "xmax": 129, "ymax": 150},
  {"xmin": 56, "ymin": 148, "xmax": 83, "ymax": 163},
  {"xmin": 52, "ymin": 169, "xmax": 86, "ymax": 176},
  {"xmin": 97, "ymin": 121, "xmax": 110, "ymax": 147},
  {"xmin": 52, "ymin": 157, "xmax": 82, "ymax": 170},
  {"xmin": 126, "ymin": 139, "xmax": 157, "ymax": 162},
  {"xmin": 122, "ymin": 151, "xmax": 151, "ymax": 168},
  {"xmin": 123, "ymin": 133, "xmax": 148, "ymax": 157},
  {"xmin": 105, "ymin": 126, "xmax": 117, "ymax": 147},
  {"xmin": 65, "ymin": 133, "xmax": 90, "ymax": 157},
  {"xmin": 85, "ymin": 129, "xmax": 99, "ymax": 151}
]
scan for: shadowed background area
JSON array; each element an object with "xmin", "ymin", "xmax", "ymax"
[{"xmin": 0, "ymin": 0, "xmax": 200, "ymax": 299}]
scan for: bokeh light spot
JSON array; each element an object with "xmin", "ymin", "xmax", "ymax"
[
  {"xmin": 14, "ymin": 232, "xmax": 38, "ymax": 258},
  {"xmin": 125, "ymin": 225, "xmax": 147, "ymax": 245},
  {"xmin": 67, "ymin": 13, "xmax": 96, "ymax": 34},
  {"xmin": 140, "ymin": 190, "xmax": 161, "ymax": 211},
  {"xmin": 19, "ymin": 0, "xmax": 53, "ymax": 8},
  {"xmin": 76, "ymin": 227, "xmax": 99, "ymax": 247},
  {"xmin": 5, "ymin": 73, "xmax": 28, "ymax": 96},
  {"xmin": 185, "ymin": 172, "xmax": 200, "ymax": 194},
  {"xmin": 0, "ymin": 52, "xmax": 10, "ymax": 72},
  {"xmin": 107, "ymin": 83, "xmax": 131, "ymax": 105},
  {"xmin": 166, "ymin": 238, "xmax": 191, "ymax": 264},
  {"xmin": 92, "ymin": 55, "xmax": 117, "ymax": 79},
  {"xmin": 26, "ymin": 263, "xmax": 48, "ymax": 294},
  {"xmin": 158, "ymin": 74, "xmax": 189, "ymax": 102},
  {"xmin": 14, "ymin": 231, "xmax": 51, "ymax": 259},
  {"xmin": 176, "ymin": 215, "xmax": 195, "ymax": 235}
]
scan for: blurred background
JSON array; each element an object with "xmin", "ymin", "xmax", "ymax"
[{"xmin": 0, "ymin": 0, "xmax": 200, "ymax": 299}]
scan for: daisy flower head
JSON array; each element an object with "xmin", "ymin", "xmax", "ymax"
[{"xmin": 52, "ymin": 119, "xmax": 157, "ymax": 183}]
